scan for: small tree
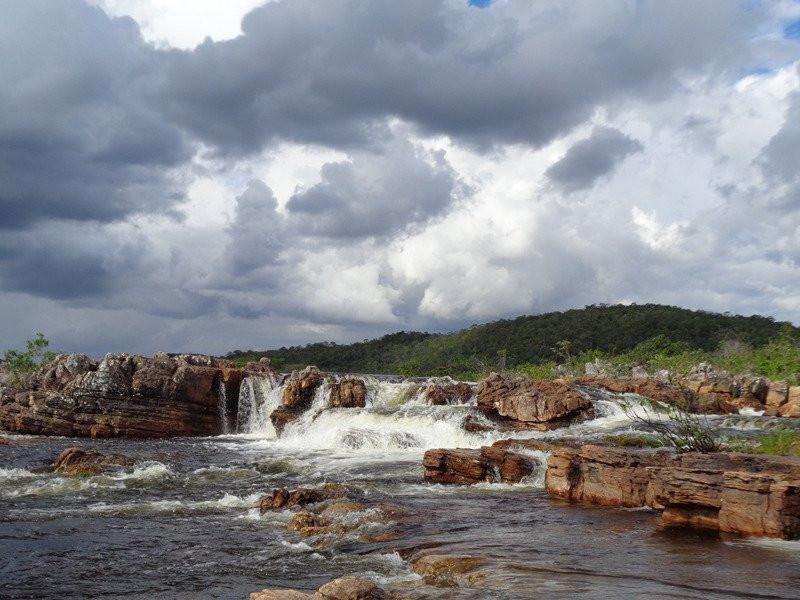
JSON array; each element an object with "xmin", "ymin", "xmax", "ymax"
[{"xmin": 3, "ymin": 333, "xmax": 57, "ymax": 386}]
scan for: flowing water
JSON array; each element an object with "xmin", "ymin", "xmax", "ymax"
[{"xmin": 2, "ymin": 378, "xmax": 799, "ymax": 599}]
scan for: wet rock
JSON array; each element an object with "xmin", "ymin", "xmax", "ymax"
[
  {"xmin": 329, "ymin": 378, "xmax": 367, "ymax": 408},
  {"xmin": 316, "ymin": 576, "xmax": 387, "ymax": 600},
  {"xmin": 576, "ymin": 376, "xmax": 698, "ymax": 411},
  {"xmin": 476, "ymin": 374, "xmax": 592, "ymax": 429},
  {"xmin": 270, "ymin": 366, "xmax": 324, "ymax": 434},
  {"xmin": 320, "ymin": 501, "xmax": 365, "ymax": 519},
  {"xmin": 412, "ymin": 554, "xmax": 485, "ymax": 578},
  {"xmin": 545, "ymin": 444, "xmax": 675, "ymax": 507},
  {"xmin": 426, "ymin": 382, "xmax": 473, "ymax": 406},
  {"xmin": 250, "ymin": 589, "xmax": 315, "ymax": 600},
  {"xmin": 423, "ymin": 446, "xmax": 536, "ymax": 485},
  {"xmin": 0, "ymin": 353, "xmax": 235, "ymax": 438},
  {"xmin": 255, "ymin": 483, "xmax": 350, "ymax": 512},
  {"xmin": 53, "ymin": 446, "xmax": 134, "ymax": 476},
  {"xmin": 542, "ymin": 443, "xmax": 800, "ymax": 539}
]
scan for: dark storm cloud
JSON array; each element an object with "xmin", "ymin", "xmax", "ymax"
[
  {"xmin": 546, "ymin": 127, "xmax": 644, "ymax": 192},
  {"xmin": 285, "ymin": 138, "xmax": 462, "ymax": 239},
  {"xmin": 154, "ymin": 0, "xmax": 756, "ymax": 155},
  {"xmin": 0, "ymin": 222, "xmax": 146, "ymax": 300},
  {"xmin": 226, "ymin": 179, "xmax": 286, "ymax": 276},
  {"xmin": 0, "ymin": 0, "xmax": 191, "ymax": 230}
]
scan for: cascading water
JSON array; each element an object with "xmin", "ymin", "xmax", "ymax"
[
  {"xmin": 217, "ymin": 380, "xmax": 229, "ymax": 435},
  {"xmin": 235, "ymin": 373, "xmax": 283, "ymax": 436}
]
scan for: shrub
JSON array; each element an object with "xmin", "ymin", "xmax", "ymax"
[
  {"xmin": 622, "ymin": 402, "xmax": 719, "ymax": 453},
  {"xmin": 3, "ymin": 333, "xmax": 57, "ymax": 386}
]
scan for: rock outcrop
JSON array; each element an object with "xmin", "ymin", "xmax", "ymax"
[
  {"xmin": 0, "ymin": 353, "xmax": 237, "ymax": 438},
  {"xmin": 329, "ymin": 378, "xmax": 367, "ymax": 408},
  {"xmin": 426, "ymin": 382, "xmax": 473, "ymax": 405},
  {"xmin": 545, "ymin": 444, "xmax": 800, "ymax": 539},
  {"xmin": 477, "ymin": 374, "xmax": 593, "ymax": 429},
  {"xmin": 250, "ymin": 576, "xmax": 387, "ymax": 600},
  {"xmin": 270, "ymin": 366, "xmax": 324, "ymax": 434},
  {"xmin": 423, "ymin": 445, "xmax": 539, "ymax": 484}
]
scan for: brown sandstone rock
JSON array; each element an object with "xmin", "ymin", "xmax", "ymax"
[
  {"xmin": 477, "ymin": 373, "xmax": 592, "ymax": 429},
  {"xmin": 766, "ymin": 382, "xmax": 789, "ymax": 407},
  {"xmin": 315, "ymin": 576, "xmax": 386, "ymax": 600},
  {"xmin": 412, "ymin": 554, "xmax": 485, "ymax": 577},
  {"xmin": 53, "ymin": 446, "xmax": 135, "ymax": 476},
  {"xmin": 255, "ymin": 483, "xmax": 350, "ymax": 512},
  {"xmin": 329, "ymin": 378, "xmax": 367, "ymax": 408},
  {"xmin": 576, "ymin": 376, "xmax": 698, "ymax": 411},
  {"xmin": 270, "ymin": 366, "xmax": 324, "ymax": 434},
  {"xmin": 426, "ymin": 382, "xmax": 473, "ymax": 405},
  {"xmin": 0, "ymin": 353, "xmax": 235, "ymax": 438},
  {"xmin": 423, "ymin": 446, "xmax": 536, "ymax": 484},
  {"xmin": 250, "ymin": 589, "xmax": 314, "ymax": 600}
]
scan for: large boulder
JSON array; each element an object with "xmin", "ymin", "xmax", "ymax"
[
  {"xmin": 329, "ymin": 378, "xmax": 367, "ymax": 408},
  {"xmin": 0, "ymin": 353, "xmax": 235, "ymax": 438},
  {"xmin": 476, "ymin": 374, "xmax": 592, "ymax": 429},
  {"xmin": 423, "ymin": 446, "xmax": 537, "ymax": 485},
  {"xmin": 270, "ymin": 366, "xmax": 324, "ymax": 434},
  {"xmin": 426, "ymin": 382, "xmax": 473, "ymax": 405}
]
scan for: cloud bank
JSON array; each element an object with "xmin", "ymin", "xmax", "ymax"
[{"xmin": 1, "ymin": 0, "xmax": 800, "ymax": 356}]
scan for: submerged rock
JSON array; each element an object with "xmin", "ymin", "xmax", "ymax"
[
  {"xmin": 412, "ymin": 554, "xmax": 485, "ymax": 578},
  {"xmin": 53, "ymin": 446, "xmax": 135, "ymax": 476},
  {"xmin": 255, "ymin": 483, "xmax": 350, "ymax": 512},
  {"xmin": 251, "ymin": 576, "xmax": 388, "ymax": 600},
  {"xmin": 476, "ymin": 374, "xmax": 593, "ymax": 429}
]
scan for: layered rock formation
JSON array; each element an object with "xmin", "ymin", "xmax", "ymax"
[
  {"xmin": 425, "ymin": 440, "xmax": 800, "ymax": 539},
  {"xmin": 578, "ymin": 369, "xmax": 800, "ymax": 417},
  {"xmin": 0, "ymin": 352, "xmax": 239, "ymax": 438},
  {"xmin": 546, "ymin": 445, "xmax": 800, "ymax": 539},
  {"xmin": 477, "ymin": 373, "xmax": 593, "ymax": 429},
  {"xmin": 269, "ymin": 366, "xmax": 324, "ymax": 434},
  {"xmin": 423, "ymin": 445, "xmax": 540, "ymax": 484}
]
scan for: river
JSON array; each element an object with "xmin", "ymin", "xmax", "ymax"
[{"xmin": 2, "ymin": 377, "xmax": 799, "ymax": 599}]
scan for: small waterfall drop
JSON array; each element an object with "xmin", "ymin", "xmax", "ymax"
[
  {"xmin": 217, "ymin": 380, "xmax": 229, "ymax": 435},
  {"xmin": 235, "ymin": 373, "xmax": 283, "ymax": 437}
]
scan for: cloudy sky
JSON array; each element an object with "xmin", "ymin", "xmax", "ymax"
[{"xmin": 2, "ymin": 0, "xmax": 800, "ymax": 357}]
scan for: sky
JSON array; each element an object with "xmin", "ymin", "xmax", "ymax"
[{"xmin": 2, "ymin": 0, "xmax": 800, "ymax": 358}]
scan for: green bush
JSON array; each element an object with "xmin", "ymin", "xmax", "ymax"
[{"xmin": 3, "ymin": 333, "xmax": 57, "ymax": 386}]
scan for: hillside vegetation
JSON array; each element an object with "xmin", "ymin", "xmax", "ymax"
[{"xmin": 226, "ymin": 304, "xmax": 800, "ymax": 382}]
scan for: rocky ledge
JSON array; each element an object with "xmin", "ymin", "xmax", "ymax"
[
  {"xmin": 251, "ymin": 576, "xmax": 389, "ymax": 600},
  {"xmin": 425, "ymin": 442, "xmax": 800, "ymax": 540},
  {"xmin": 0, "ymin": 352, "xmax": 247, "ymax": 438}
]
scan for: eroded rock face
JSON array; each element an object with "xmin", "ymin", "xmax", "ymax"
[
  {"xmin": 544, "ymin": 445, "xmax": 800, "ymax": 539},
  {"xmin": 477, "ymin": 374, "xmax": 592, "ymax": 429},
  {"xmin": 426, "ymin": 382, "xmax": 473, "ymax": 405},
  {"xmin": 329, "ymin": 378, "xmax": 367, "ymax": 408},
  {"xmin": 423, "ymin": 446, "xmax": 537, "ymax": 485},
  {"xmin": 0, "ymin": 353, "xmax": 234, "ymax": 438},
  {"xmin": 270, "ymin": 366, "xmax": 324, "ymax": 434}
]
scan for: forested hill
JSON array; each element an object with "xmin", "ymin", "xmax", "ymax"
[{"xmin": 226, "ymin": 304, "xmax": 798, "ymax": 376}]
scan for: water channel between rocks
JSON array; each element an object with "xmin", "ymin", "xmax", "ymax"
[{"xmin": 2, "ymin": 377, "xmax": 799, "ymax": 599}]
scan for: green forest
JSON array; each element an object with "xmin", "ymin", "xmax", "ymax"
[{"xmin": 226, "ymin": 304, "xmax": 800, "ymax": 382}]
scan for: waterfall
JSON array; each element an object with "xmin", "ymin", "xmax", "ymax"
[
  {"xmin": 217, "ymin": 380, "xmax": 229, "ymax": 434},
  {"xmin": 235, "ymin": 373, "xmax": 282, "ymax": 436}
]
